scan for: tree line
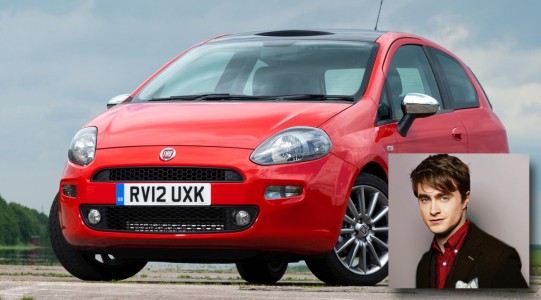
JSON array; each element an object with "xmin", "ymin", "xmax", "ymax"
[{"xmin": 0, "ymin": 194, "xmax": 49, "ymax": 247}]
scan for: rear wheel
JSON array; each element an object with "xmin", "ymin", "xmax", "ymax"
[
  {"xmin": 236, "ymin": 258, "xmax": 288, "ymax": 284},
  {"xmin": 49, "ymin": 194, "xmax": 147, "ymax": 281},
  {"xmin": 306, "ymin": 173, "xmax": 389, "ymax": 285}
]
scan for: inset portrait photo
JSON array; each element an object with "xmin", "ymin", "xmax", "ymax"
[{"xmin": 388, "ymin": 153, "xmax": 529, "ymax": 288}]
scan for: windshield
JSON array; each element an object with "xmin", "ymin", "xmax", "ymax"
[{"xmin": 133, "ymin": 40, "xmax": 377, "ymax": 102}]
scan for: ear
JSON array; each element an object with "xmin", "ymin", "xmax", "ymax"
[{"xmin": 462, "ymin": 191, "xmax": 470, "ymax": 209}]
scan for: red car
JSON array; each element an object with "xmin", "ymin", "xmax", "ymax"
[{"xmin": 50, "ymin": 29, "xmax": 508, "ymax": 285}]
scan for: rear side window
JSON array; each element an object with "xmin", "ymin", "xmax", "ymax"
[{"xmin": 429, "ymin": 48, "xmax": 479, "ymax": 109}]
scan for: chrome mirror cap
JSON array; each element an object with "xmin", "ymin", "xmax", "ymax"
[
  {"xmin": 107, "ymin": 94, "xmax": 130, "ymax": 109},
  {"xmin": 402, "ymin": 93, "xmax": 439, "ymax": 115},
  {"xmin": 398, "ymin": 93, "xmax": 440, "ymax": 137}
]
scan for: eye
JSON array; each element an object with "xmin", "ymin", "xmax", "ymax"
[
  {"xmin": 419, "ymin": 197, "xmax": 430, "ymax": 203},
  {"xmin": 441, "ymin": 195, "xmax": 450, "ymax": 201}
]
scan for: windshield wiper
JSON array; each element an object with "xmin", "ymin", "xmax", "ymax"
[
  {"xmin": 277, "ymin": 94, "xmax": 355, "ymax": 101},
  {"xmin": 148, "ymin": 94, "xmax": 353, "ymax": 102},
  {"xmin": 149, "ymin": 95, "xmax": 200, "ymax": 101},
  {"xmin": 149, "ymin": 94, "xmax": 278, "ymax": 101}
]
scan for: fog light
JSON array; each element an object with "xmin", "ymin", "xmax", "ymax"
[
  {"xmin": 88, "ymin": 209, "xmax": 101, "ymax": 225},
  {"xmin": 62, "ymin": 184, "xmax": 77, "ymax": 197},
  {"xmin": 233, "ymin": 210, "xmax": 251, "ymax": 226},
  {"xmin": 264, "ymin": 186, "xmax": 303, "ymax": 200}
]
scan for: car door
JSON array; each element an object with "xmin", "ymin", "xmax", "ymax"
[
  {"xmin": 426, "ymin": 47, "xmax": 508, "ymax": 152},
  {"xmin": 376, "ymin": 41, "xmax": 469, "ymax": 153}
]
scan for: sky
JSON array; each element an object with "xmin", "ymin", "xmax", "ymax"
[{"xmin": 0, "ymin": 0, "xmax": 540, "ymax": 242}]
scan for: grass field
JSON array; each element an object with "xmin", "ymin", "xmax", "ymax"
[
  {"xmin": 0, "ymin": 245, "xmax": 40, "ymax": 251},
  {"xmin": 1, "ymin": 245, "xmax": 541, "ymax": 275},
  {"xmin": 531, "ymin": 249, "xmax": 541, "ymax": 276},
  {"xmin": 532, "ymin": 249, "xmax": 541, "ymax": 266}
]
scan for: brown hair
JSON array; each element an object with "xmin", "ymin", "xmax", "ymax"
[{"xmin": 410, "ymin": 154, "xmax": 470, "ymax": 200}]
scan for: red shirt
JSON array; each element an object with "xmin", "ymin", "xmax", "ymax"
[{"xmin": 431, "ymin": 220, "xmax": 471, "ymax": 288}]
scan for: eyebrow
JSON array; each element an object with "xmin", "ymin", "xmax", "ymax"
[{"xmin": 417, "ymin": 191, "xmax": 449, "ymax": 199}]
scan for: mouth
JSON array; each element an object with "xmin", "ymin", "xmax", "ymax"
[{"xmin": 429, "ymin": 218, "xmax": 444, "ymax": 224}]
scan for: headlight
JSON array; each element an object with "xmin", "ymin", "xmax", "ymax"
[
  {"xmin": 68, "ymin": 127, "xmax": 97, "ymax": 166},
  {"xmin": 250, "ymin": 127, "xmax": 332, "ymax": 165}
]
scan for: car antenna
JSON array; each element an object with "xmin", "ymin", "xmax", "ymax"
[{"xmin": 374, "ymin": 0, "xmax": 384, "ymax": 30}]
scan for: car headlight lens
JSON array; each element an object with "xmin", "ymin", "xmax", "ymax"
[
  {"xmin": 250, "ymin": 127, "xmax": 332, "ymax": 165},
  {"xmin": 68, "ymin": 127, "xmax": 97, "ymax": 166}
]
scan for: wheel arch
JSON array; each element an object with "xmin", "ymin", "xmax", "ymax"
[
  {"xmin": 306, "ymin": 169, "xmax": 390, "ymax": 285},
  {"xmin": 360, "ymin": 161, "xmax": 387, "ymax": 183}
]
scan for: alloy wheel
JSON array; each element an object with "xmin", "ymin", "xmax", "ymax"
[{"xmin": 333, "ymin": 184, "xmax": 389, "ymax": 275}]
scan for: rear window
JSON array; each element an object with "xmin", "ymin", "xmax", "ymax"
[{"xmin": 429, "ymin": 48, "xmax": 479, "ymax": 109}]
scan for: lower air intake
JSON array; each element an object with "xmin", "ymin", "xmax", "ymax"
[{"xmin": 80, "ymin": 205, "xmax": 258, "ymax": 234}]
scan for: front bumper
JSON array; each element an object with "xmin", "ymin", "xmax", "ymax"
[{"xmin": 58, "ymin": 146, "xmax": 357, "ymax": 255}]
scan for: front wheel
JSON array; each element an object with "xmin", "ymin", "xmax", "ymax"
[
  {"xmin": 236, "ymin": 258, "xmax": 288, "ymax": 284},
  {"xmin": 306, "ymin": 173, "xmax": 389, "ymax": 285},
  {"xmin": 49, "ymin": 194, "xmax": 147, "ymax": 281}
]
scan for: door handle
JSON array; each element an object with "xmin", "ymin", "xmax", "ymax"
[{"xmin": 452, "ymin": 127, "xmax": 463, "ymax": 141}]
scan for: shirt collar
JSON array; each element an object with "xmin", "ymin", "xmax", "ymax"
[{"xmin": 431, "ymin": 219, "xmax": 471, "ymax": 254}]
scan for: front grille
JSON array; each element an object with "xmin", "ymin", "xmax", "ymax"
[
  {"xmin": 80, "ymin": 205, "xmax": 258, "ymax": 234},
  {"xmin": 91, "ymin": 167, "xmax": 244, "ymax": 182}
]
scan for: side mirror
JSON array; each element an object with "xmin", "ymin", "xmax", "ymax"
[
  {"xmin": 397, "ymin": 93, "xmax": 439, "ymax": 137},
  {"xmin": 107, "ymin": 94, "xmax": 130, "ymax": 109}
]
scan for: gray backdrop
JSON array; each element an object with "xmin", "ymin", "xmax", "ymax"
[{"xmin": 388, "ymin": 153, "xmax": 529, "ymax": 288}]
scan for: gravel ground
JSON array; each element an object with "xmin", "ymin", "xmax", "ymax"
[{"xmin": 0, "ymin": 265, "xmax": 539, "ymax": 300}]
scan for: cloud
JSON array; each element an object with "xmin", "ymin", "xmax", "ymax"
[
  {"xmin": 490, "ymin": 83, "xmax": 541, "ymax": 140},
  {"xmin": 392, "ymin": 12, "xmax": 541, "ymax": 147},
  {"xmin": 420, "ymin": 14, "xmax": 471, "ymax": 49},
  {"xmin": 423, "ymin": 17, "xmax": 541, "ymax": 245},
  {"xmin": 449, "ymin": 43, "xmax": 541, "ymax": 143},
  {"xmin": 0, "ymin": 1, "xmax": 540, "ymax": 246},
  {"xmin": 2, "ymin": 0, "xmax": 386, "ymax": 210}
]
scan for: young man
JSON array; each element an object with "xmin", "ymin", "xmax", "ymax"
[{"xmin": 410, "ymin": 154, "xmax": 528, "ymax": 288}]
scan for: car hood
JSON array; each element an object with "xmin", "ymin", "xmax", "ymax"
[{"xmin": 91, "ymin": 102, "xmax": 350, "ymax": 149}]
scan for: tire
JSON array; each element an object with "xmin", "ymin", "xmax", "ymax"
[
  {"xmin": 236, "ymin": 258, "xmax": 288, "ymax": 284},
  {"xmin": 306, "ymin": 173, "xmax": 388, "ymax": 285},
  {"xmin": 49, "ymin": 194, "xmax": 147, "ymax": 281}
]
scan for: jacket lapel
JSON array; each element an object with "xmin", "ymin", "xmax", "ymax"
[{"xmin": 445, "ymin": 223, "xmax": 482, "ymax": 288}]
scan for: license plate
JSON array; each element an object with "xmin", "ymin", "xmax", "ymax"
[{"xmin": 116, "ymin": 183, "xmax": 211, "ymax": 206}]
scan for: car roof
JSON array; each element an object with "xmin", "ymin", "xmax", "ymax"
[{"xmin": 210, "ymin": 29, "xmax": 389, "ymax": 43}]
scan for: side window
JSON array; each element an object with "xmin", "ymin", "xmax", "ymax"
[
  {"xmin": 429, "ymin": 48, "xmax": 479, "ymax": 109},
  {"xmin": 383, "ymin": 45, "xmax": 441, "ymax": 120},
  {"xmin": 377, "ymin": 86, "xmax": 392, "ymax": 122},
  {"xmin": 471, "ymin": 70, "xmax": 492, "ymax": 108}
]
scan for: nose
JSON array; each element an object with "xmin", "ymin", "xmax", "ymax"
[{"xmin": 430, "ymin": 199, "xmax": 440, "ymax": 216}]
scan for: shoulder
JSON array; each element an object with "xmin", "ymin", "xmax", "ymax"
[
  {"xmin": 417, "ymin": 249, "xmax": 432, "ymax": 267},
  {"xmin": 460, "ymin": 223, "xmax": 527, "ymax": 287},
  {"xmin": 416, "ymin": 246, "xmax": 434, "ymax": 273},
  {"xmin": 466, "ymin": 223, "xmax": 524, "ymax": 275},
  {"xmin": 468, "ymin": 224, "xmax": 517, "ymax": 254},
  {"xmin": 416, "ymin": 249, "xmax": 433, "ymax": 287}
]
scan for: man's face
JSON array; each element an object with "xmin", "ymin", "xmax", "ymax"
[{"xmin": 417, "ymin": 183, "xmax": 469, "ymax": 239}]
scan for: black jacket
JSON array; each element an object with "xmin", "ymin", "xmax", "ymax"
[{"xmin": 416, "ymin": 222, "xmax": 528, "ymax": 288}]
